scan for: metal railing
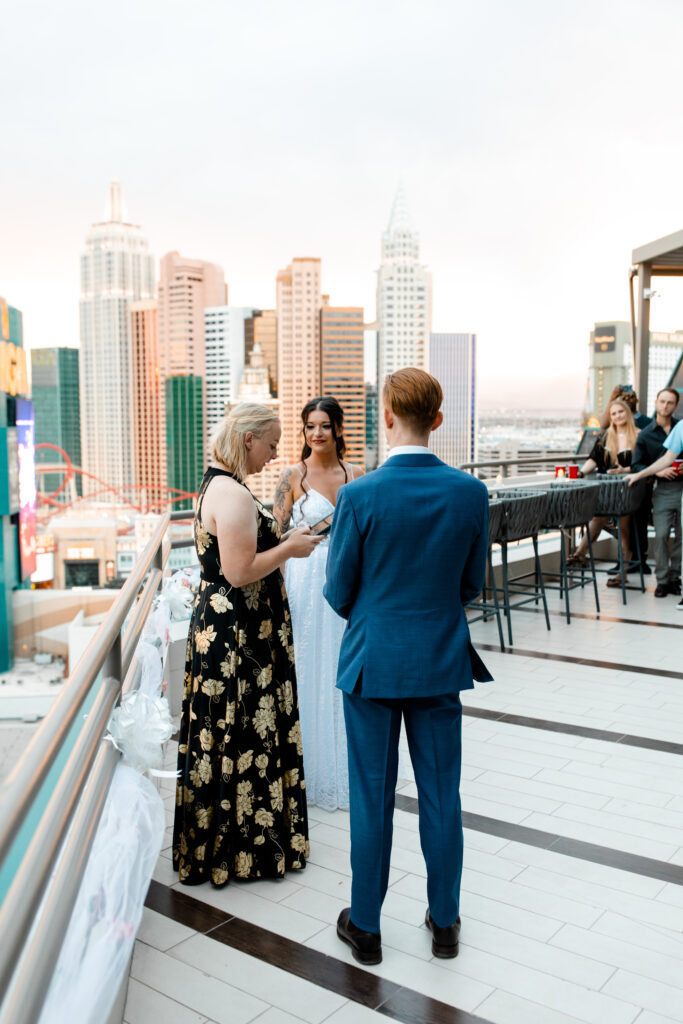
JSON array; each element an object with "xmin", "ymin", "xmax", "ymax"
[
  {"xmin": 0, "ymin": 513, "xmax": 170, "ymax": 1024},
  {"xmin": 460, "ymin": 451, "xmax": 577, "ymax": 478}
]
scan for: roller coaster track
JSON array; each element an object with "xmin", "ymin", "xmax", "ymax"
[{"xmin": 35, "ymin": 443, "xmax": 196, "ymax": 522}]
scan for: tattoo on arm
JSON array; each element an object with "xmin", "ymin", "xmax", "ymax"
[{"xmin": 273, "ymin": 468, "xmax": 293, "ymax": 531}]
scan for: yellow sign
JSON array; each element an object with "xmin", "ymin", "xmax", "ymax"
[
  {"xmin": 1, "ymin": 298, "xmax": 9, "ymax": 342},
  {"xmin": 0, "ymin": 340, "xmax": 29, "ymax": 396}
]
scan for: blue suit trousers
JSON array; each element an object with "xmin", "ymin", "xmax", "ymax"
[{"xmin": 342, "ymin": 689, "xmax": 464, "ymax": 934}]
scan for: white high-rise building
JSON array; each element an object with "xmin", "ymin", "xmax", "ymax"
[
  {"xmin": 429, "ymin": 333, "xmax": 478, "ymax": 467},
  {"xmin": 79, "ymin": 182, "xmax": 155, "ymax": 496},
  {"xmin": 377, "ymin": 185, "xmax": 432, "ymax": 462},
  {"xmin": 204, "ymin": 306, "xmax": 251, "ymax": 447},
  {"xmin": 237, "ymin": 342, "xmax": 284, "ymax": 504}
]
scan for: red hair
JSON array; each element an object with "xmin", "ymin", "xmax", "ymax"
[{"xmin": 382, "ymin": 367, "xmax": 443, "ymax": 432}]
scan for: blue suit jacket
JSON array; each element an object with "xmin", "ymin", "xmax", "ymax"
[{"xmin": 323, "ymin": 453, "xmax": 492, "ymax": 700}]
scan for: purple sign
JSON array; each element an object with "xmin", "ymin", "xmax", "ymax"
[{"xmin": 16, "ymin": 398, "xmax": 36, "ymax": 579}]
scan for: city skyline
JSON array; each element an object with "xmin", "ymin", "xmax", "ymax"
[{"xmin": 6, "ymin": 1, "xmax": 683, "ymax": 404}]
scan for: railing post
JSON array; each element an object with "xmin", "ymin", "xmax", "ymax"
[{"xmin": 102, "ymin": 633, "xmax": 122, "ymax": 684}]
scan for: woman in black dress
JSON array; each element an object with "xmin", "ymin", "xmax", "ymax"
[
  {"xmin": 568, "ymin": 398, "xmax": 641, "ymax": 584},
  {"xmin": 173, "ymin": 403, "xmax": 321, "ymax": 886}
]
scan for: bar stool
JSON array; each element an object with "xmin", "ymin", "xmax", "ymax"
[
  {"xmin": 593, "ymin": 477, "xmax": 648, "ymax": 605},
  {"xmin": 495, "ymin": 489, "xmax": 551, "ymax": 646},
  {"xmin": 543, "ymin": 480, "xmax": 601, "ymax": 621},
  {"xmin": 467, "ymin": 499, "xmax": 505, "ymax": 650}
]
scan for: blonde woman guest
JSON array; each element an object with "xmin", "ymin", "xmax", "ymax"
[
  {"xmin": 273, "ymin": 397, "xmax": 364, "ymax": 811},
  {"xmin": 173, "ymin": 403, "xmax": 321, "ymax": 888},
  {"xmin": 568, "ymin": 398, "xmax": 641, "ymax": 586}
]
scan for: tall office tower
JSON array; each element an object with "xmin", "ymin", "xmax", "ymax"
[
  {"xmin": 31, "ymin": 347, "xmax": 82, "ymax": 495},
  {"xmin": 429, "ymin": 333, "xmax": 478, "ymax": 467},
  {"xmin": 245, "ymin": 310, "xmax": 278, "ymax": 396},
  {"xmin": 376, "ymin": 185, "xmax": 432, "ymax": 462},
  {"xmin": 586, "ymin": 322, "xmax": 631, "ymax": 418},
  {"xmin": 130, "ymin": 301, "xmax": 166, "ymax": 510},
  {"xmin": 364, "ymin": 326, "xmax": 379, "ymax": 470},
  {"xmin": 204, "ymin": 306, "xmax": 251, "ymax": 447},
  {"xmin": 644, "ymin": 331, "xmax": 683, "ymax": 412},
  {"xmin": 165, "ymin": 375, "xmax": 203, "ymax": 511},
  {"xmin": 79, "ymin": 181, "xmax": 155, "ymax": 496},
  {"xmin": 276, "ymin": 258, "xmax": 323, "ymax": 464},
  {"xmin": 237, "ymin": 343, "xmax": 284, "ymax": 503},
  {"xmin": 321, "ymin": 307, "xmax": 366, "ymax": 465},
  {"xmin": 158, "ymin": 251, "xmax": 226, "ymax": 494}
]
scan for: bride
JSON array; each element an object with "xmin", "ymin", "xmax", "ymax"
[{"xmin": 273, "ymin": 396, "xmax": 364, "ymax": 810}]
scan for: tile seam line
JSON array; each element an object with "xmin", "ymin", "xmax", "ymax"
[
  {"xmin": 144, "ymin": 879, "xmax": 494, "ymax": 1024},
  {"xmin": 512, "ymin": 606, "xmax": 683, "ymax": 630},
  {"xmin": 393, "ymin": 794, "xmax": 683, "ymax": 887},
  {"xmin": 461, "ymin": 706, "xmax": 683, "ymax": 756},
  {"xmin": 474, "ymin": 643, "xmax": 683, "ymax": 680}
]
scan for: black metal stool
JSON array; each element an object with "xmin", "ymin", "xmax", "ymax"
[
  {"xmin": 467, "ymin": 499, "xmax": 505, "ymax": 649},
  {"xmin": 542, "ymin": 481, "xmax": 601, "ymax": 621},
  {"xmin": 495, "ymin": 489, "xmax": 551, "ymax": 646},
  {"xmin": 592, "ymin": 477, "xmax": 648, "ymax": 605}
]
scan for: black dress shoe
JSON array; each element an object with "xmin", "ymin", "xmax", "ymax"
[
  {"xmin": 337, "ymin": 908, "xmax": 382, "ymax": 965},
  {"xmin": 425, "ymin": 909, "xmax": 460, "ymax": 958},
  {"xmin": 654, "ymin": 584, "xmax": 668, "ymax": 598}
]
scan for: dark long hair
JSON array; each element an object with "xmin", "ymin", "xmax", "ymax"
[{"xmin": 299, "ymin": 396, "xmax": 347, "ymax": 499}]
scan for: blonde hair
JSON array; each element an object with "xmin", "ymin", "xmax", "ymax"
[
  {"xmin": 210, "ymin": 403, "xmax": 279, "ymax": 481},
  {"xmin": 604, "ymin": 399, "xmax": 638, "ymax": 466}
]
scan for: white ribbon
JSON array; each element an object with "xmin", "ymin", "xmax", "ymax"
[{"xmin": 106, "ymin": 691, "xmax": 174, "ymax": 772}]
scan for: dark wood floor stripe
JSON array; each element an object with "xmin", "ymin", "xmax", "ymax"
[
  {"xmin": 394, "ymin": 793, "xmax": 683, "ymax": 886},
  {"xmin": 475, "ymin": 642, "xmax": 683, "ymax": 680},
  {"xmin": 462, "ymin": 705, "xmax": 683, "ymax": 756},
  {"xmin": 518, "ymin": 605, "xmax": 683, "ymax": 631},
  {"xmin": 144, "ymin": 879, "xmax": 491, "ymax": 1024}
]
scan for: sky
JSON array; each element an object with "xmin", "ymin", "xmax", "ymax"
[{"xmin": 2, "ymin": 0, "xmax": 683, "ymax": 410}]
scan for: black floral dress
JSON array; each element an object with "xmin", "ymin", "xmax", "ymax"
[{"xmin": 173, "ymin": 467, "xmax": 309, "ymax": 886}]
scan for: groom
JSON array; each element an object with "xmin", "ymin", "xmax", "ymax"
[{"xmin": 324, "ymin": 367, "xmax": 491, "ymax": 964}]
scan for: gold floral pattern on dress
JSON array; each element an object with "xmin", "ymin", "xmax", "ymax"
[{"xmin": 173, "ymin": 468, "xmax": 309, "ymax": 887}]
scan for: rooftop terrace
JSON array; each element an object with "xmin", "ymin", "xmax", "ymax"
[{"xmin": 128, "ymin": 580, "xmax": 683, "ymax": 1024}]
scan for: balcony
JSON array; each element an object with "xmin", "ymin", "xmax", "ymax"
[{"xmin": 1, "ymin": 488, "xmax": 682, "ymax": 1024}]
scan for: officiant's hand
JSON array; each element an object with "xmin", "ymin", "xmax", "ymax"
[{"xmin": 283, "ymin": 526, "xmax": 322, "ymax": 558}]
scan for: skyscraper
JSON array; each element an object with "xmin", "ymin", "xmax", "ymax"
[
  {"xmin": 158, "ymin": 252, "xmax": 227, "ymax": 380},
  {"xmin": 376, "ymin": 185, "xmax": 432, "ymax": 462},
  {"xmin": 130, "ymin": 301, "xmax": 166, "ymax": 510},
  {"xmin": 204, "ymin": 306, "xmax": 251, "ymax": 447},
  {"xmin": 429, "ymin": 333, "xmax": 478, "ymax": 467},
  {"xmin": 321, "ymin": 307, "xmax": 366, "ymax": 465},
  {"xmin": 158, "ymin": 251, "xmax": 227, "ymax": 498},
  {"xmin": 237, "ymin": 343, "xmax": 284, "ymax": 503},
  {"xmin": 586, "ymin": 322, "xmax": 630, "ymax": 419},
  {"xmin": 245, "ymin": 309, "xmax": 278, "ymax": 396},
  {"xmin": 276, "ymin": 258, "xmax": 323, "ymax": 464},
  {"xmin": 31, "ymin": 347, "xmax": 81, "ymax": 495},
  {"xmin": 79, "ymin": 182, "xmax": 155, "ymax": 495},
  {"xmin": 165, "ymin": 375, "xmax": 203, "ymax": 511}
]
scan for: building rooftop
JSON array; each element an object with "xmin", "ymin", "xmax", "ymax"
[{"xmin": 128, "ymin": 580, "xmax": 683, "ymax": 1024}]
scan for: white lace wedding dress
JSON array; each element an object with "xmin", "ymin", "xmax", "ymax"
[{"xmin": 284, "ymin": 482, "xmax": 350, "ymax": 811}]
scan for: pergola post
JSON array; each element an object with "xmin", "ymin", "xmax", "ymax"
[{"xmin": 634, "ymin": 262, "xmax": 651, "ymax": 409}]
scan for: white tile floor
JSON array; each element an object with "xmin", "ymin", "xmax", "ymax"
[{"xmin": 125, "ymin": 580, "xmax": 683, "ymax": 1024}]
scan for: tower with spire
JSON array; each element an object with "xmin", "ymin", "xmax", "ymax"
[
  {"xmin": 376, "ymin": 183, "xmax": 432, "ymax": 462},
  {"xmin": 79, "ymin": 182, "xmax": 155, "ymax": 498}
]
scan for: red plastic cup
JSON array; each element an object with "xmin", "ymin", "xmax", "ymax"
[
  {"xmin": 673, "ymin": 460, "xmax": 682, "ymax": 475},
  {"xmin": 568, "ymin": 465, "xmax": 579, "ymax": 479},
  {"xmin": 554, "ymin": 465, "xmax": 567, "ymax": 479}
]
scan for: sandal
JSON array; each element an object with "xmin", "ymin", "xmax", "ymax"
[
  {"xmin": 567, "ymin": 555, "xmax": 587, "ymax": 567},
  {"xmin": 606, "ymin": 575, "xmax": 623, "ymax": 587}
]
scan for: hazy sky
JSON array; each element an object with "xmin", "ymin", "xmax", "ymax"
[{"xmin": 2, "ymin": 0, "xmax": 683, "ymax": 408}]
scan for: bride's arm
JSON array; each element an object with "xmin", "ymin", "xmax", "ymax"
[{"xmin": 273, "ymin": 467, "xmax": 295, "ymax": 531}]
